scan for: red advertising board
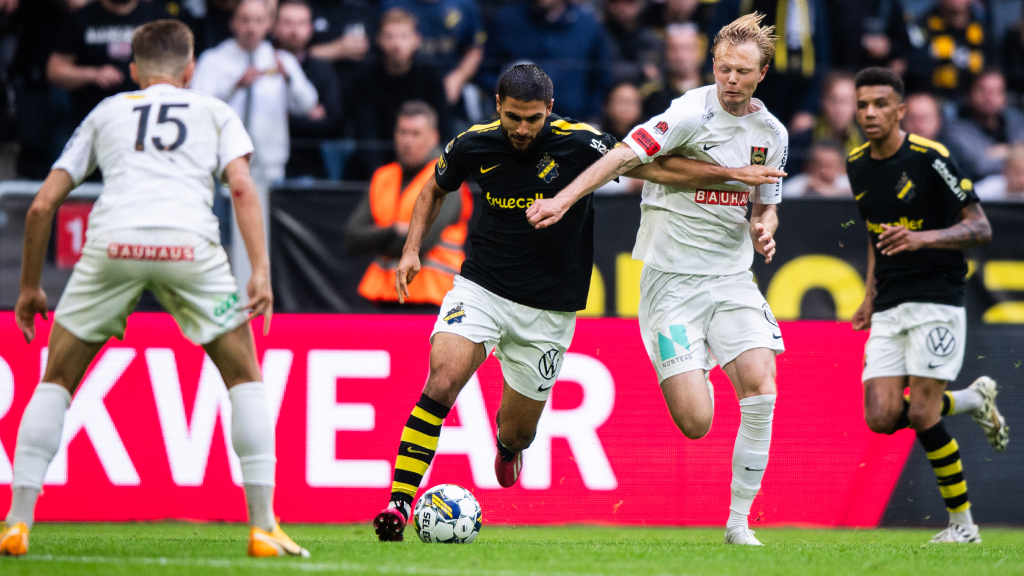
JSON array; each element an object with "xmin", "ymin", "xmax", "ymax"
[
  {"xmin": 0, "ymin": 313, "xmax": 915, "ymax": 526},
  {"xmin": 55, "ymin": 202, "xmax": 93, "ymax": 269}
]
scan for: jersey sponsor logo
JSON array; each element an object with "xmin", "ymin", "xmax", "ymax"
[
  {"xmin": 926, "ymin": 326, "xmax": 957, "ymax": 357},
  {"xmin": 590, "ymin": 138, "xmax": 609, "ymax": 155},
  {"xmin": 443, "ymin": 302, "xmax": 466, "ymax": 325},
  {"xmin": 537, "ymin": 152, "xmax": 559, "ymax": 183},
  {"xmin": 895, "ymin": 172, "xmax": 916, "ymax": 202},
  {"xmin": 485, "ymin": 192, "xmax": 544, "ymax": 210},
  {"xmin": 865, "ymin": 217, "xmax": 924, "ymax": 234},
  {"xmin": 631, "ymin": 128, "xmax": 661, "ymax": 156},
  {"xmin": 480, "ymin": 164, "xmax": 500, "ymax": 174},
  {"xmin": 693, "ymin": 189, "xmax": 750, "ymax": 207},
  {"xmin": 658, "ymin": 325, "xmax": 691, "ymax": 363},
  {"xmin": 653, "ymin": 121, "xmax": 669, "ymax": 135},
  {"xmin": 107, "ymin": 243, "xmax": 195, "ymax": 262},
  {"xmin": 751, "ymin": 146, "xmax": 768, "ymax": 166},
  {"xmin": 701, "ymin": 110, "xmax": 715, "ymax": 124},
  {"xmin": 932, "ymin": 158, "xmax": 968, "ymax": 201},
  {"xmin": 537, "ymin": 349, "xmax": 561, "ymax": 385},
  {"xmin": 702, "ymin": 143, "xmax": 720, "ymax": 151}
]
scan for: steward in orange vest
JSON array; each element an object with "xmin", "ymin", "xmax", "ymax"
[{"xmin": 351, "ymin": 159, "xmax": 473, "ymax": 305}]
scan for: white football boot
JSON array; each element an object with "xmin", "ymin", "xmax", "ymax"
[
  {"xmin": 724, "ymin": 526, "xmax": 762, "ymax": 545},
  {"xmin": 967, "ymin": 377, "xmax": 1009, "ymax": 452},
  {"xmin": 929, "ymin": 523, "xmax": 981, "ymax": 544}
]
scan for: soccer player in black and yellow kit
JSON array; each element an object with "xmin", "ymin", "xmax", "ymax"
[
  {"xmin": 848, "ymin": 67, "xmax": 1008, "ymax": 544},
  {"xmin": 371, "ymin": 64, "xmax": 786, "ymax": 542}
]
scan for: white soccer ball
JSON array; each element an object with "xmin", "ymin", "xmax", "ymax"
[{"xmin": 413, "ymin": 484, "xmax": 482, "ymax": 544}]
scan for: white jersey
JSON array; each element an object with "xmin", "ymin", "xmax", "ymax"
[
  {"xmin": 623, "ymin": 85, "xmax": 788, "ymax": 276},
  {"xmin": 54, "ymin": 83, "xmax": 255, "ymax": 244}
]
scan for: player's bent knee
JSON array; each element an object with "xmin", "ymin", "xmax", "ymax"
[
  {"xmin": 672, "ymin": 412, "xmax": 713, "ymax": 439},
  {"xmin": 864, "ymin": 406, "xmax": 901, "ymax": 434}
]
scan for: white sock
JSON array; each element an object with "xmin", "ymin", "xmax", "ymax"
[
  {"xmin": 229, "ymin": 382, "xmax": 277, "ymax": 532},
  {"xmin": 727, "ymin": 394, "xmax": 776, "ymax": 531},
  {"xmin": 7, "ymin": 383, "xmax": 72, "ymax": 529},
  {"xmin": 948, "ymin": 389, "xmax": 983, "ymax": 415},
  {"xmin": 950, "ymin": 507, "xmax": 974, "ymax": 526}
]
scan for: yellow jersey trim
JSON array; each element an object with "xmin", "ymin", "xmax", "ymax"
[
  {"xmin": 908, "ymin": 134, "xmax": 950, "ymax": 157},
  {"xmin": 550, "ymin": 119, "xmax": 602, "ymax": 135},
  {"xmin": 847, "ymin": 142, "xmax": 870, "ymax": 158}
]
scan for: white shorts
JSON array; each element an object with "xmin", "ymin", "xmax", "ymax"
[
  {"xmin": 431, "ymin": 276, "xmax": 576, "ymax": 402},
  {"xmin": 55, "ymin": 228, "xmax": 247, "ymax": 345},
  {"xmin": 862, "ymin": 302, "xmax": 966, "ymax": 382},
  {"xmin": 638, "ymin": 267, "xmax": 784, "ymax": 383}
]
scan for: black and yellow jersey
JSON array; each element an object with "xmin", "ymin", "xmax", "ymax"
[
  {"xmin": 847, "ymin": 133, "xmax": 980, "ymax": 312},
  {"xmin": 435, "ymin": 114, "xmax": 618, "ymax": 311}
]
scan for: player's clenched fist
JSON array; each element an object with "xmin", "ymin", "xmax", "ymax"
[
  {"xmin": 394, "ymin": 251, "xmax": 421, "ymax": 304},
  {"xmin": 526, "ymin": 197, "xmax": 568, "ymax": 229},
  {"xmin": 750, "ymin": 222, "xmax": 775, "ymax": 264},
  {"xmin": 14, "ymin": 287, "xmax": 47, "ymax": 343}
]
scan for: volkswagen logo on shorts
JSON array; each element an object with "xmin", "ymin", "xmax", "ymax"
[
  {"xmin": 926, "ymin": 326, "xmax": 956, "ymax": 357},
  {"xmin": 762, "ymin": 303, "xmax": 778, "ymax": 327},
  {"xmin": 538, "ymin": 349, "xmax": 560, "ymax": 382}
]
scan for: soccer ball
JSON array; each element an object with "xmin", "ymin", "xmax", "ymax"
[{"xmin": 413, "ymin": 484, "xmax": 482, "ymax": 544}]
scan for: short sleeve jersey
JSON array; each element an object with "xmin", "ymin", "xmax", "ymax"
[
  {"xmin": 379, "ymin": 0, "xmax": 486, "ymax": 75},
  {"xmin": 435, "ymin": 115, "xmax": 618, "ymax": 312},
  {"xmin": 847, "ymin": 134, "xmax": 979, "ymax": 311},
  {"xmin": 53, "ymin": 1, "xmax": 171, "ymax": 123},
  {"xmin": 623, "ymin": 85, "xmax": 789, "ymax": 276},
  {"xmin": 53, "ymin": 84, "xmax": 254, "ymax": 244}
]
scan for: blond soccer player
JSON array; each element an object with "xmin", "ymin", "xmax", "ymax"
[{"xmin": 0, "ymin": 20, "xmax": 307, "ymax": 558}]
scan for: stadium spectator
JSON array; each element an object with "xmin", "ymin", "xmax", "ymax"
[
  {"xmin": 192, "ymin": 0, "xmax": 239, "ymax": 54},
  {"xmin": 191, "ymin": 0, "xmax": 318, "ymax": 290},
  {"xmin": 380, "ymin": 0, "xmax": 486, "ymax": 105},
  {"xmin": 11, "ymin": 0, "xmax": 72, "ymax": 178},
  {"xmin": 902, "ymin": 92, "xmax": 946, "ymax": 142},
  {"xmin": 975, "ymin": 144, "xmax": 1024, "ymax": 202},
  {"xmin": 826, "ymin": 0, "xmax": 910, "ymax": 74},
  {"xmin": 944, "ymin": 70, "xmax": 1024, "ymax": 180},
  {"xmin": 345, "ymin": 101, "xmax": 472, "ymax": 308},
  {"xmin": 789, "ymin": 72, "xmax": 864, "ymax": 169},
  {"xmin": 642, "ymin": 0, "xmax": 714, "ymax": 37},
  {"xmin": 307, "ymin": 0, "xmax": 374, "ymax": 75},
  {"xmin": 642, "ymin": 23, "xmax": 703, "ymax": 120},
  {"xmin": 47, "ymin": 0, "xmax": 173, "ymax": 125},
  {"xmin": 481, "ymin": 0, "xmax": 610, "ymax": 121},
  {"xmin": 275, "ymin": 0, "xmax": 344, "ymax": 178},
  {"xmin": 711, "ymin": 0, "xmax": 831, "ymax": 130},
  {"xmin": 905, "ymin": 0, "xmax": 991, "ymax": 100},
  {"xmin": 604, "ymin": 0, "xmax": 662, "ymax": 86},
  {"xmin": 595, "ymin": 82, "xmax": 643, "ymax": 195},
  {"xmin": 782, "ymin": 140, "xmax": 851, "ymax": 198},
  {"xmin": 348, "ymin": 8, "xmax": 449, "ymax": 178}
]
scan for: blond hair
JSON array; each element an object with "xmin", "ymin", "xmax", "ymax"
[{"xmin": 711, "ymin": 12, "xmax": 777, "ymax": 69}]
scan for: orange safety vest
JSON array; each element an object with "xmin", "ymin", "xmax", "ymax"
[{"xmin": 357, "ymin": 160, "xmax": 472, "ymax": 305}]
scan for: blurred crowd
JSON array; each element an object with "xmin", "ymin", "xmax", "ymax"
[{"xmin": 2, "ymin": 0, "xmax": 1024, "ymax": 200}]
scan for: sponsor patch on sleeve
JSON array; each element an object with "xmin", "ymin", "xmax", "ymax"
[
  {"xmin": 653, "ymin": 121, "xmax": 669, "ymax": 135},
  {"xmin": 631, "ymin": 128, "xmax": 661, "ymax": 156}
]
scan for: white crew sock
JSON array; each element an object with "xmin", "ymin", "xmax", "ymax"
[
  {"xmin": 949, "ymin": 507, "xmax": 974, "ymax": 526},
  {"xmin": 727, "ymin": 394, "xmax": 776, "ymax": 531},
  {"xmin": 229, "ymin": 382, "xmax": 277, "ymax": 532},
  {"xmin": 6, "ymin": 383, "xmax": 72, "ymax": 528},
  {"xmin": 948, "ymin": 389, "xmax": 984, "ymax": 415}
]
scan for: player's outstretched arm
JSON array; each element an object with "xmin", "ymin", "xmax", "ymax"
[
  {"xmin": 396, "ymin": 176, "xmax": 451, "ymax": 303},
  {"xmin": 16, "ymin": 169, "xmax": 75, "ymax": 342},
  {"xmin": 224, "ymin": 156, "xmax": 273, "ymax": 335},
  {"xmin": 877, "ymin": 202, "xmax": 992, "ymax": 256},
  {"xmin": 527, "ymin": 145, "xmax": 642, "ymax": 229},
  {"xmin": 749, "ymin": 203, "xmax": 778, "ymax": 264},
  {"xmin": 628, "ymin": 156, "xmax": 786, "ymax": 189}
]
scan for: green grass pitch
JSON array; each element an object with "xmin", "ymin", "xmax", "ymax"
[{"xmin": 2, "ymin": 523, "xmax": 1023, "ymax": 575}]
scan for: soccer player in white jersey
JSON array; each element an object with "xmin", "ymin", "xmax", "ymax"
[
  {"xmin": 528, "ymin": 13, "xmax": 787, "ymax": 545},
  {"xmin": 0, "ymin": 21, "xmax": 308, "ymax": 558}
]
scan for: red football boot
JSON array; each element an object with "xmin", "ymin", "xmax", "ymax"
[
  {"xmin": 494, "ymin": 450, "xmax": 523, "ymax": 488},
  {"xmin": 373, "ymin": 502, "xmax": 409, "ymax": 542}
]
